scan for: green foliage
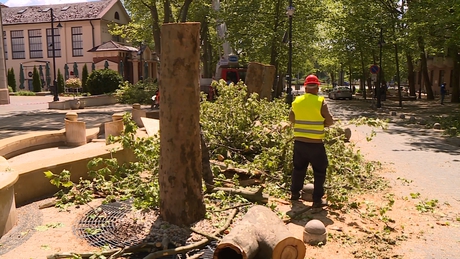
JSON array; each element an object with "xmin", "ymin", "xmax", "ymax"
[
  {"xmin": 200, "ymin": 80, "xmax": 386, "ymax": 207},
  {"xmin": 416, "ymin": 199, "xmax": 438, "ymax": 213},
  {"xmin": 57, "ymin": 69, "xmax": 65, "ymax": 94},
  {"xmin": 87, "ymin": 69, "xmax": 123, "ymax": 95},
  {"xmin": 8, "ymin": 86, "xmax": 13, "ymax": 93},
  {"xmin": 7, "ymin": 68, "xmax": 17, "ymax": 92},
  {"xmin": 32, "ymin": 66, "xmax": 41, "ymax": 92},
  {"xmin": 429, "ymin": 114, "xmax": 460, "ymax": 136},
  {"xmin": 115, "ymin": 78, "xmax": 158, "ymax": 104},
  {"xmin": 15, "ymin": 90, "xmax": 36, "ymax": 96},
  {"xmin": 81, "ymin": 64, "xmax": 89, "ymax": 93}
]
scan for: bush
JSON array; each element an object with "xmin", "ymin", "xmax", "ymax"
[
  {"xmin": 81, "ymin": 64, "xmax": 89, "ymax": 93},
  {"xmin": 8, "ymin": 68, "xmax": 17, "ymax": 92},
  {"xmin": 32, "ymin": 66, "xmax": 41, "ymax": 92},
  {"xmin": 8, "ymin": 86, "xmax": 13, "ymax": 93},
  {"xmin": 57, "ymin": 69, "xmax": 65, "ymax": 94},
  {"xmin": 115, "ymin": 78, "xmax": 158, "ymax": 104},
  {"xmin": 16, "ymin": 90, "xmax": 36, "ymax": 96},
  {"xmin": 86, "ymin": 69, "xmax": 123, "ymax": 95}
]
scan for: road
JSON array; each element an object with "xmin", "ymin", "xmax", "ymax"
[{"xmin": 328, "ymin": 98, "xmax": 460, "ymax": 259}]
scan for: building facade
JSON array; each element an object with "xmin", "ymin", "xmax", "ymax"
[{"xmin": 1, "ymin": 0, "xmax": 157, "ymax": 92}]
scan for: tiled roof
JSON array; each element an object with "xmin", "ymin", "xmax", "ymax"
[
  {"xmin": 1, "ymin": 0, "xmax": 115, "ymax": 25},
  {"xmin": 88, "ymin": 40, "xmax": 138, "ymax": 52}
]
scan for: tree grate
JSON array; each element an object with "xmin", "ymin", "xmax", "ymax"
[
  {"xmin": 73, "ymin": 201, "xmax": 215, "ymax": 259},
  {"xmin": 73, "ymin": 200, "xmax": 138, "ymax": 248}
]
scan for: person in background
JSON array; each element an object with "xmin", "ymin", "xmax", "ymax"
[
  {"xmin": 289, "ymin": 74, "xmax": 334, "ymax": 210},
  {"xmin": 440, "ymin": 82, "xmax": 447, "ymax": 105}
]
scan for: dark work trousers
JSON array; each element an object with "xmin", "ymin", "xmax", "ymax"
[{"xmin": 290, "ymin": 141, "xmax": 328, "ymax": 203}]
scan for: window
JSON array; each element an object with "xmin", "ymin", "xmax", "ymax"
[
  {"xmin": 3, "ymin": 31, "xmax": 7, "ymax": 60},
  {"xmin": 71, "ymin": 27, "xmax": 83, "ymax": 57},
  {"xmin": 114, "ymin": 11, "xmax": 120, "ymax": 20},
  {"xmin": 28, "ymin": 29, "xmax": 43, "ymax": 58},
  {"xmin": 46, "ymin": 28, "xmax": 61, "ymax": 58},
  {"xmin": 10, "ymin": 30, "xmax": 25, "ymax": 59}
]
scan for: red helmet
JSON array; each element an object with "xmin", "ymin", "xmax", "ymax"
[{"xmin": 304, "ymin": 75, "xmax": 320, "ymax": 86}]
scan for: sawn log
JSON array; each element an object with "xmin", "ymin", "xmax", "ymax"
[{"xmin": 213, "ymin": 205, "xmax": 306, "ymax": 259}]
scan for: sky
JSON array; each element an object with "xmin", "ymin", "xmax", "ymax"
[{"xmin": 1, "ymin": 0, "xmax": 93, "ymax": 7}]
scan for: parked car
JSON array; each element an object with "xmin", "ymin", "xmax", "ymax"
[{"xmin": 328, "ymin": 86, "xmax": 353, "ymax": 100}]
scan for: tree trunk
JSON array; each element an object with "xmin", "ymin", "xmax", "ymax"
[
  {"xmin": 246, "ymin": 62, "xmax": 275, "ymax": 100},
  {"xmin": 448, "ymin": 45, "xmax": 460, "ymax": 103},
  {"xmin": 214, "ymin": 205, "xmax": 306, "ymax": 259},
  {"xmin": 200, "ymin": 20, "xmax": 213, "ymax": 78},
  {"xmin": 418, "ymin": 37, "xmax": 434, "ymax": 100},
  {"xmin": 159, "ymin": 23, "xmax": 205, "ymax": 226},
  {"xmin": 406, "ymin": 54, "xmax": 416, "ymax": 96},
  {"xmin": 360, "ymin": 49, "xmax": 367, "ymax": 99},
  {"xmin": 395, "ymin": 43, "xmax": 402, "ymax": 107}
]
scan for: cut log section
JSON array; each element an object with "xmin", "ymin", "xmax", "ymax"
[{"xmin": 213, "ymin": 205, "xmax": 306, "ymax": 259}]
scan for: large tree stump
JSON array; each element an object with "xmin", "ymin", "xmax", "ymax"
[
  {"xmin": 261, "ymin": 65, "xmax": 276, "ymax": 100},
  {"xmin": 159, "ymin": 22, "xmax": 205, "ymax": 226},
  {"xmin": 213, "ymin": 205, "xmax": 306, "ymax": 259},
  {"xmin": 245, "ymin": 62, "xmax": 275, "ymax": 101}
]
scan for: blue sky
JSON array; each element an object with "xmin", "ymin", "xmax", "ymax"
[{"xmin": 1, "ymin": 0, "xmax": 92, "ymax": 7}]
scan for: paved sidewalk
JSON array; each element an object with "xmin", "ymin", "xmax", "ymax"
[{"xmin": 0, "ymin": 96, "xmax": 138, "ymax": 140}]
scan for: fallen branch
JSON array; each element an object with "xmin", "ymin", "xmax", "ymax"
[
  {"xmin": 190, "ymin": 228, "xmax": 222, "ymax": 241},
  {"xmin": 214, "ymin": 202, "xmax": 252, "ymax": 212},
  {"xmin": 187, "ymin": 252, "xmax": 204, "ymax": 259},
  {"xmin": 143, "ymin": 208, "xmax": 238, "ymax": 259},
  {"xmin": 212, "ymin": 186, "xmax": 269, "ymax": 204},
  {"xmin": 46, "ymin": 243, "xmax": 157, "ymax": 259}
]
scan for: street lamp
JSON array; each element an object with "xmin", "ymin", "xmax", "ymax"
[
  {"xmin": 43, "ymin": 7, "xmax": 62, "ymax": 101},
  {"xmin": 286, "ymin": 4, "xmax": 295, "ymax": 105}
]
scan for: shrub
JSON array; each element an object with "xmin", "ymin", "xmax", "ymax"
[
  {"xmin": 32, "ymin": 66, "xmax": 41, "ymax": 92},
  {"xmin": 8, "ymin": 68, "xmax": 17, "ymax": 92},
  {"xmin": 81, "ymin": 64, "xmax": 89, "ymax": 93},
  {"xmin": 16, "ymin": 90, "xmax": 36, "ymax": 96},
  {"xmin": 57, "ymin": 69, "xmax": 65, "ymax": 94},
  {"xmin": 8, "ymin": 86, "xmax": 13, "ymax": 93},
  {"xmin": 65, "ymin": 78, "xmax": 82, "ymax": 98},
  {"xmin": 115, "ymin": 78, "xmax": 158, "ymax": 104},
  {"xmin": 86, "ymin": 69, "xmax": 123, "ymax": 95}
]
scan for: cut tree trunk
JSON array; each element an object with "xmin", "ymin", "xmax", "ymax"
[
  {"xmin": 213, "ymin": 205, "xmax": 306, "ymax": 259},
  {"xmin": 246, "ymin": 62, "xmax": 276, "ymax": 100},
  {"xmin": 159, "ymin": 22, "xmax": 205, "ymax": 226}
]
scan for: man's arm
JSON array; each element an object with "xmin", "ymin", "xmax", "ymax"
[
  {"xmin": 289, "ymin": 110, "xmax": 295, "ymax": 125},
  {"xmin": 321, "ymin": 101, "xmax": 334, "ymax": 127}
]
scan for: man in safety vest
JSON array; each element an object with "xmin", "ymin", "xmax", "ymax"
[{"xmin": 289, "ymin": 74, "xmax": 334, "ymax": 209}]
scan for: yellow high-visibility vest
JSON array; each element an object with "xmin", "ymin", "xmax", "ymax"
[{"xmin": 292, "ymin": 94, "xmax": 325, "ymax": 139}]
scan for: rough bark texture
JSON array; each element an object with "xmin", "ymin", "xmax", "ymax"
[
  {"xmin": 407, "ymin": 54, "xmax": 416, "ymax": 96},
  {"xmin": 213, "ymin": 205, "xmax": 306, "ymax": 259},
  {"xmin": 418, "ymin": 37, "xmax": 434, "ymax": 100},
  {"xmin": 245, "ymin": 62, "xmax": 275, "ymax": 101},
  {"xmin": 159, "ymin": 23, "xmax": 205, "ymax": 226}
]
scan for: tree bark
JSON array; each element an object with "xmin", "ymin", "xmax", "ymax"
[
  {"xmin": 406, "ymin": 54, "xmax": 416, "ymax": 96},
  {"xmin": 417, "ymin": 37, "xmax": 434, "ymax": 100},
  {"xmin": 448, "ymin": 45, "xmax": 460, "ymax": 103},
  {"xmin": 214, "ymin": 205, "xmax": 305, "ymax": 259},
  {"xmin": 246, "ymin": 62, "xmax": 275, "ymax": 100},
  {"xmin": 159, "ymin": 23, "xmax": 205, "ymax": 226}
]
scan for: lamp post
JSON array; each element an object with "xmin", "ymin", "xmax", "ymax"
[
  {"xmin": 286, "ymin": 3, "xmax": 295, "ymax": 105},
  {"xmin": 50, "ymin": 8, "xmax": 59, "ymax": 101}
]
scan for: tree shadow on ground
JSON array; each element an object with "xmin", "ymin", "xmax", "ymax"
[{"xmin": 329, "ymin": 97, "xmax": 460, "ymax": 155}]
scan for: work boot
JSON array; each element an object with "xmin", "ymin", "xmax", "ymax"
[
  {"xmin": 290, "ymin": 192, "xmax": 301, "ymax": 201},
  {"xmin": 312, "ymin": 199, "xmax": 328, "ymax": 208}
]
